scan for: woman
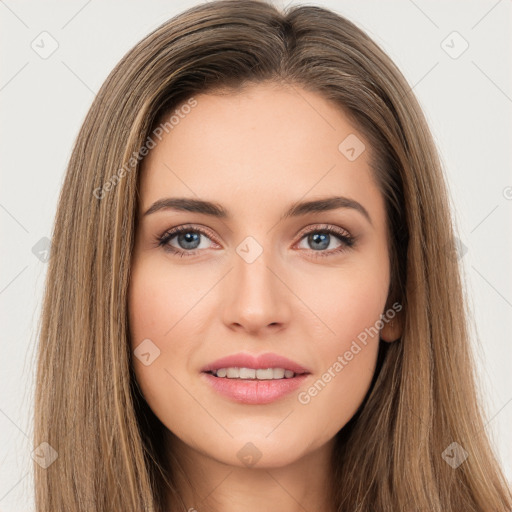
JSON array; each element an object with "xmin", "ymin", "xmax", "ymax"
[{"xmin": 33, "ymin": 0, "xmax": 512, "ymax": 510}]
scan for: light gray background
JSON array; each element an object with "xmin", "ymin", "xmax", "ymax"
[{"xmin": 1, "ymin": 0, "xmax": 511, "ymax": 509}]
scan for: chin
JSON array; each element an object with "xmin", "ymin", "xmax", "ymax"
[{"xmin": 198, "ymin": 427, "xmax": 327, "ymax": 470}]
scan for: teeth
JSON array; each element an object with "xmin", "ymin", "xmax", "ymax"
[
  {"xmin": 226, "ymin": 367, "xmax": 239, "ymax": 378},
  {"xmin": 271, "ymin": 368, "xmax": 285, "ymax": 379},
  {"xmin": 240, "ymin": 367, "xmax": 256, "ymax": 379},
  {"xmin": 211, "ymin": 367, "xmax": 296, "ymax": 380}
]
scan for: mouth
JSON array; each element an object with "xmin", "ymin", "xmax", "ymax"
[
  {"xmin": 200, "ymin": 353, "xmax": 311, "ymax": 404},
  {"xmin": 205, "ymin": 367, "xmax": 304, "ymax": 380}
]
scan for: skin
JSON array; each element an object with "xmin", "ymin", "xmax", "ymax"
[{"xmin": 128, "ymin": 82, "xmax": 402, "ymax": 512}]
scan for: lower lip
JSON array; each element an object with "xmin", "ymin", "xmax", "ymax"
[{"xmin": 201, "ymin": 372, "xmax": 309, "ymax": 405}]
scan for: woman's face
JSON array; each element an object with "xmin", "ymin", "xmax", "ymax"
[{"xmin": 128, "ymin": 82, "xmax": 399, "ymax": 469}]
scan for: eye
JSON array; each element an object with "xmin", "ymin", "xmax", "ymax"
[
  {"xmin": 156, "ymin": 223, "xmax": 356, "ymax": 258},
  {"xmin": 156, "ymin": 224, "xmax": 216, "ymax": 257},
  {"xmin": 295, "ymin": 224, "xmax": 355, "ymax": 258}
]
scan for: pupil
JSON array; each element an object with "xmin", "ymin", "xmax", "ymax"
[
  {"xmin": 311, "ymin": 233, "xmax": 329, "ymax": 250},
  {"xmin": 179, "ymin": 232, "xmax": 200, "ymax": 249}
]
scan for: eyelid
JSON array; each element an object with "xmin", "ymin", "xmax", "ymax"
[
  {"xmin": 157, "ymin": 222, "xmax": 356, "ymax": 257},
  {"xmin": 160, "ymin": 223, "xmax": 352, "ymax": 243},
  {"xmin": 294, "ymin": 223, "xmax": 352, "ymax": 240},
  {"xmin": 160, "ymin": 223, "xmax": 221, "ymax": 247}
]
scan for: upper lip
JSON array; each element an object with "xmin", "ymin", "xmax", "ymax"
[{"xmin": 201, "ymin": 352, "xmax": 310, "ymax": 374}]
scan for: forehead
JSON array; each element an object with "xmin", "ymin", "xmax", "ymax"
[{"xmin": 138, "ymin": 83, "xmax": 384, "ymax": 225}]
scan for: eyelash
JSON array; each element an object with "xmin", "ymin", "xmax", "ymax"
[{"xmin": 155, "ymin": 223, "xmax": 356, "ymax": 259}]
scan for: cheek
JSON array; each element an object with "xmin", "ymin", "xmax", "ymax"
[
  {"xmin": 299, "ymin": 259, "xmax": 389, "ymax": 348},
  {"xmin": 128, "ymin": 256, "xmax": 214, "ymax": 440},
  {"xmin": 128, "ymin": 256, "xmax": 201, "ymax": 349},
  {"xmin": 293, "ymin": 265, "xmax": 389, "ymax": 427},
  {"xmin": 128, "ymin": 260, "xmax": 183, "ymax": 403}
]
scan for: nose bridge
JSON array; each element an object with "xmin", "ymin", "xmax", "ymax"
[
  {"xmin": 234, "ymin": 234, "xmax": 280, "ymax": 300},
  {"xmin": 224, "ymin": 233, "xmax": 289, "ymax": 330}
]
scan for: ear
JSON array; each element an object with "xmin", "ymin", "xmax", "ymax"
[{"xmin": 380, "ymin": 313, "xmax": 403, "ymax": 343}]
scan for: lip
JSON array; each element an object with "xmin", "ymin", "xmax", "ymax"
[
  {"xmin": 201, "ymin": 352, "xmax": 310, "ymax": 374},
  {"xmin": 200, "ymin": 352, "xmax": 311, "ymax": 405}
]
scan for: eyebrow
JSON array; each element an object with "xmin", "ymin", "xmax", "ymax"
[{"xmin": 143, "ymin": 195, "xmax": 372, "ymax": 226}]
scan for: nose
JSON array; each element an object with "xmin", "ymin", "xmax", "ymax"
[{"xmin": 221, "ymin": 248, "xmax": 291, "ymax": 335}]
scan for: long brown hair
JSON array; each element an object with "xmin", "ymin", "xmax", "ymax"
[{"xmin": 33, "ymin": 0, "xmax": 512, "ymax": 510}]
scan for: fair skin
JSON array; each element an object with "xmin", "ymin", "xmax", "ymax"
[{"xmin": 128, "ymin": 82, "xmax": 401, "ymax": 512}]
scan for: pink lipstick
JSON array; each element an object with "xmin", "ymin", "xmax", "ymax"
[{"xmin": 200, "ymin": 352, "xmax": 310, "ymax": 405}]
